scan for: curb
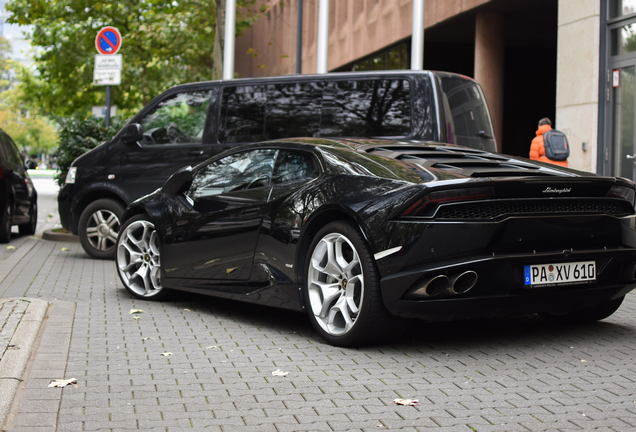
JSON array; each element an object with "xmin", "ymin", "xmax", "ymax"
[
  {"xmin": 0, "ymin": 298, "xmax": 49, "ymax": 430},
  {"xmin": 42, "ymin": 230, "xmax": 80, "ymax": 243}
]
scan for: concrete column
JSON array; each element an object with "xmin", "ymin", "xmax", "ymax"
[{"xmin": 474, "ymin": 12, "xmax": 504, "ymax": 152}]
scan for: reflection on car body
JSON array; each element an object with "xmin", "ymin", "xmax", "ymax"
[{"xmin": 115, "ymin": 138, "xmax": 636, "ymax": 347}]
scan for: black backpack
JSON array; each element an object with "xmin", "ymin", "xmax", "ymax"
[{"xmin": 543, "ymin": 129, "xmax": 570, "ymax": 161}]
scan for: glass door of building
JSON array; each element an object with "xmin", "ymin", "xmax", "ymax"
[
  {"xmin": 611, "ymin": 65, "xmax": 636, "ymax": 179},
  {"xmin": 608, "ymin": 1, "xmax": 636, "ymax": 180}
]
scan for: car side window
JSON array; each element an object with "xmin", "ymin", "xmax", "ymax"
[
  {"xmin": 272, "ymin": 151, "xmax": 318, "ymax": 185},
  {"xmin": 188, "ymin": 149, "xmax": 278, "ymax": 199},
  {"xmin": 138, "ymin": 90, "xmax": 212, "ymax": 146},
  {"xmin": 0, "ymin": 132, "xmax": 24, "ymax": 172}
]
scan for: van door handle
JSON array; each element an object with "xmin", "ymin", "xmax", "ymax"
[{"xmin": 188, "ymin": 150, "xmax": 205, "ymax": 157}]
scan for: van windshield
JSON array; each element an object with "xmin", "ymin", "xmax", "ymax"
[{"xmin": 438, "ymin": 75, "xmax": 496, "ymax": 152}]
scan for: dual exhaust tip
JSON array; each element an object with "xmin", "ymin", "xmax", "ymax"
[{"xmin": 406, "ymin": 271, "xmax": 478, "ymax": 299}]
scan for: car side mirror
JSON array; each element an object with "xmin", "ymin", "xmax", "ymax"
[
  {"xmin": 162, "ymin": 165, "xmax": 193, "ymax": 197},
  {"xmin": 121, "ymin": 123, "xmax": 143, "ymax": 144}
]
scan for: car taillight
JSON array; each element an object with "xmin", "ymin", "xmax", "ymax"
[
  {"xmin": 607, "ymin": 185, "xmax": 636, "ymax": 206},
  {"xmin": 0, "ymin": 166, "xmax": 3, "ymax": 178},
  {"xmin": 402, "ymin": 187, "xmax": 495, "ymax": 217}
]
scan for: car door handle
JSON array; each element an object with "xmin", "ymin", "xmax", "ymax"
[
  {"xmin": 239, "ymin": 208, "xmax": 260, "ymax": 219},
  {"xmin": 188, "ymin": 150, "xmax": 205, "ymax": 157},
  {"xmin": 627, "ymin": 155, "xmax": 636, "ymax": 159}
]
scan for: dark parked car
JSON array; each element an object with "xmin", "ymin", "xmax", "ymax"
[
  {"xmin": 115, "ymin": 138, "xmax": 636, "ymax": 347},
  {"xmin": 59, "ymin": 70, "xmax": 496, "ymax": 259},
  {"xmin": 0, "ymin": 128, "xmax": 37, "ymax": 243}
]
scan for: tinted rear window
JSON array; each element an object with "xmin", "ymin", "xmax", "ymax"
[
  {"xmin": 439, "ymin": 76, "xmax": 495, "ymax": 151},
  {"xmin": 219, "ymin": 79, "xmax": 411, "ymax": 143}
]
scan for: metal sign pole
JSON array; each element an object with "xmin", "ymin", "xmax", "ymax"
[
  {"xmin": 316, "ymin": 0, "xmax": 329, "ymax": 73},
  {"xmin": 105, "ymin": 85, "xmax": 111, "ymax": 127}
]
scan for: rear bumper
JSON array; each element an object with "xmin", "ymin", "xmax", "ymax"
[{"xmin": 380, "ymin": 247, "xmax": 636, "ymax": 321}]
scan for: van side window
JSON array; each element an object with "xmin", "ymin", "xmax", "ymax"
[
  {"xmin": 139, "ymin": 91, "xmax": 212, "ymax": 146},
  {"xmin": 267, "ymin": 83, "xmax": 322, "ymax": 139},
  {"xmin": 219, "ymin": 85, "xmax": 268, "ymax": 143},
  {"xmin": 321, "ymin": 79, "xmax": 411, "ymax": 137}
]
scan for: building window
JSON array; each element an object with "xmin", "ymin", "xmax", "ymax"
[{"xmin": 338, "ymin": 43, "xmax": 408, "ymax": 72}]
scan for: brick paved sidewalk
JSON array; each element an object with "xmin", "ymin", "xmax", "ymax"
[{"xmin": 1, "ymin": 237, "xmax": 636, "ymax": 431}]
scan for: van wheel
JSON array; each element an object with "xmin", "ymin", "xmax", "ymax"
[
  {"xmin": 79, "ymin": 199, "xmax": 125, "ymax": 260},
  {"xmin": 19, "ymin": 202, "xmax": 37, "ymax": 235},
  {"xmin": 0, "ymin": 204, "xmax": 11, "ymax": 243}
]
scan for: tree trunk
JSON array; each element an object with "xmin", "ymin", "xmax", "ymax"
[{"xmin": 212, "ymin": 0, "xmax": 225, "ymax": 80}]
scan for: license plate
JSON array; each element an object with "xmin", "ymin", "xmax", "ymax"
[{"xmin": 524, "ymin": 261, "xmax": 596, "ymax": 286}]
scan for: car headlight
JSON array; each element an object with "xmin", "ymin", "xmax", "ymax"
[{"xmin": 66, "ymin": 167, "xmax": 77, "ymax": 184}]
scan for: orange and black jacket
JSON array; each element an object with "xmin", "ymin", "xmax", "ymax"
[{"xmin": 529, "ymin": 124, "xmax": 569, "ymax": 167}]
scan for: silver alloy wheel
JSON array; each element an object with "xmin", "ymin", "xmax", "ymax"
[
  {"xmin": 307, "ymin": 232, "xmax": 364, "ymax": 336},
  {"xmin": 117, "ymin": 220, "xmax": 162, "ymax": 297},
  {"xmin": 85, "ymin": 209, "xmax": 120, "ymax": 252}
]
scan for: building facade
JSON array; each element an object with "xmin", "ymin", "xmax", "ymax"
[{"xmin": 234, "ymin": 0, "xmax": 623, "ymax": 180}]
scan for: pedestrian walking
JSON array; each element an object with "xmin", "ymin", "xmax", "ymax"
[{"xmin": 529, "ymin": 117, "xmax": 569, "ymax": 167}]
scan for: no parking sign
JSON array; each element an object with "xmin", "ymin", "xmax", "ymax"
[{"xmin": 95, "ymin": 27, "xmax": 121, "ymax": 55}]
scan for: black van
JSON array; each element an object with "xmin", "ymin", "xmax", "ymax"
[{"xmin": 58, "ymin": 70, "xmax": 496, "ymax": 259}]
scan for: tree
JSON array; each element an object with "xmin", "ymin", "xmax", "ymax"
[
  {"xmin": 0, "ymin": 109, "xmax": 58, "ymax": 155},
  {"xmin": 0, "ymin": 36, "xmax": 12, "ymax": 91},
  {"xmin": 6, "ymin": 0, "xmax": 263, "ymax": 117}
]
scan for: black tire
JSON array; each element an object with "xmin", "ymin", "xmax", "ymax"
[
  {"xmin": 19, "ymin": 202, "xmax": 37, "ymax": 235},
  {"xmin": 0, "ymin": 203, "xmax": 11, "ymax": 243},
  {"xmin": 539, "ymin": 296, "xmax": 625, "ymax": 324},
  {"xmin": 116, "ymin": 214, "xmax": 170, "ymax": 301},
  {"xmin": 78, "ymin": 199, "xmax": 125, "ymax": 260},
  {"xmin": 303, "ymin": 221, "xmax": 399, "ymax": 347}
]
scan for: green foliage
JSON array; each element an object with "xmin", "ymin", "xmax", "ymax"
[
  {"xmin": 0, "ymin": 110, "xmax": 58, "ymax": 154},
  {"xmin": 0, "ymin": 36, "xmax": 12, "ymax": 91},
  {"xmin": 55, "ymin": 116, "xmax": 126, "ymax": 186},
  {"xmin": 6, "ymin": 0, "xmax": 262, "ymax": 117}
]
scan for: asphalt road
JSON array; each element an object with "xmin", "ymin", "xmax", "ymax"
[{"xmin": 0, "ymin": 175, "xmax": 636, "ymax": 431}]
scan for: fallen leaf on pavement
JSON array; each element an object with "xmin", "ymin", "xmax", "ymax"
[
  {"xmin": 6, "ymin": 246, "xmax": 16, "ymax": 250},
  {"xmin": 133, "ymin": 316, "xmax": 140, "ymax": 320},
  {"xmin": 142, "ymin": 337, "xmax": 154, "ymax": 341},
  {"xmin": 61, "ymin": 247, "xmax": 70, "ymax": 251},
  {"xmin": 272, "ymin": 369, "xmax": 289, "ymax": 377},
  {"xmin": 394, "ymin": 398, "xmax": 419, "ymax": 406},
  {"xmin": 48, "ymin": 378, "xmax": 78, "ymax": 388},
  {"xmin": 161, "ymin": 352, "xmax": 173, "ymax": 356},
  {"xmin": 129, "ymin": 309, "xmax": 144, "ymax": 314},
  {"xmin": 184, "ymin": 308, "xmax": 191, "ymax": 311}
]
